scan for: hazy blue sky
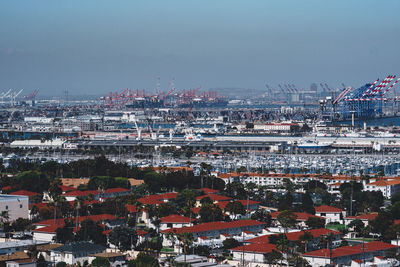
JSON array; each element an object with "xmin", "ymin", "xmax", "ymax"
[{"xmin": 0, "ymin": 0, "xmax": 399, "ymax": 95}]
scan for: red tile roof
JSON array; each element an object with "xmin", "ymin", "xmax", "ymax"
[
  {"xmin": 10, "ymin": 190, "xmax": 38, "ymax": 197},
  {"xmin": 198, "ymin": 188, "xmax": 219, "ymax": 194},
  {"xmin": 285, "ymin": 228, "xmax": 340, "ymax": 241},
  {"xmin": 29, "ymin": 202, "xmax": 48, "ymax": 210},
  {"xmin": 126, "ymin": 204, "xmax": 139, "ymax": 213},
  {"xmin": 157, "ymin": 192, "xmax": 178, "ymax": 199},
  {"xmin": 137, "ymin": 197, "xmax": 163, "ymax": 205},
  {"xmin": 160, "ymin": 215, "xmax": 194, "ymax": 223},
  {"xmin": 1, "ymin": 186, "xmax": 13, "ymax": 191},
  {"xmin": 137, "ymin": 230, "xmax": 148, "ymax": 237},
  {"xmin": 237, "ymin": 199, "xmax": 260, "ymax": 206},
  {"xmin": 196, "ymin": 194, "xmax": 232, "ymax": 202},
  {"xmin": 315, "ymin": 205, "xmax": 343, "ymax": 213},
  {"xmin": 303, "ymin": 241, "xmax": 398, "ymax": 259},
  {"xmin": 161, "ymin": 220, "xmax": 265, "ymax": 234},
  {"xmin": 104, "ymin": 188, "xmax": 130, "ymax": 194},
  {"xmin": 138, "ymin": 192, "xmax": 178, "ymax": 205},
  {"xmin": 62, "ymin": 190, "xmax": 98, "ymax": 197},
  {"xmin": 216, "ymin": 200, "xmax": 260, "ymax": 210},
  {"xmin": 33, "ymin": 224, "xmax": 61, "ymax": 234},
  {"xmin": 34, "ymin": 214, "xmax": 116, "ymax": 228},
  {"xmin": 191, "ymin": 207, "xmax": 201, "ymax": 214},
  {"xmin": 246, "ymin": 228, "xmax": 340, "ymax": 244},
  {"xmin": 83, "ymin": 200, "xmax": 101, "ymax": 205},
  {"xmin": 102, "ymin": 229, "xmax": 112, "ymax": 235},
  {"xmin": 33, "ymin": 215, "xmax": 116, "ymax": 234}
]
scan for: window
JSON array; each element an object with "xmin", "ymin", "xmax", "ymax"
[
  {"xmin": 321, "ymin": 213, "xmax": 326, "ymax": 216},
  {"xmin": 20, "ymin": 204, "xmax": 22, "ymax": 208},
  {"xmin": 5, "ymin": 206, "xmax": 8, "ymax": 210}
]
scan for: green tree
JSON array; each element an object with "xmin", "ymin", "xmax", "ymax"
[
  {"xmin": 48, "ymin": 179, "xmax": 63, "ymax": 201},
  {"xmin": 109, "ymin": 226, "xmax": 138, "ymax": 251},
  {"xmin": 75, "ymin": 219, "xmax": 107, "ymax": 246},
  {"xmin": 298, "ymin": 231, "xmax": 314, "ymax": 253},
  {"xmin": 200, "ymin": 196, "xmax": 213, "ymax": 205},
  {"xmin": 384, "ymin": 223, "xmax": 400, "ymax": 241},
  {"xmin": 12, "ymin": 218, "xmax": 31, "ymax": 232},
  {"xmin": 391, "ymin": 192, "xmax": 400, "ymax": 204},
  {"xmin": 14, "ymin": 171, "xmax": 50, "ymax": 193},
  {"xmin": 199, "ymin": 162, "xmax": 212, "ymax": 188},
  {"xmin": 199, "ymin": 204, "xmax": 223, "ymax": 223},
  {"xmin": 91, "ymin": 257, "xmax": 110, "ymax": 267},
  {"xmin": 55, "ymin": 220, "xmax": 75, "ymax": 244},
  {"xmin": 305, "ymin": 217, "xmax": 325, "ymax": 229},
  {"xmin": 251, "ymin": 210, "xmax": 272, "ymax": 226},
  {"xmin": 222, "ymin": 238, "xmax": 240, "ymax": 250},
  {"xmin": 225, "ymin": 201, "xmax": 245, "ymax": 219},
  {"xmin": 37, "ymin": 254, "xmax": 46, "ymax": 267},
  {"xmin": 55, "ymin": 262, "xmax": 67, "ymax": 267},
  {"xmin": 128, "ymin": 252, "xmax": 159, "ymax": 267},
  {"xmin": 370, "ymin": 211, "xmax": 394, "ymax": 241},
  {"xmin": 277, "ymin": 210, "xmax": 297, "ymax": 232},
  {"xmin": 30, "ymin": 205, "xmax": 39, "ymax": 218},
  {"xmin": 348, "ymin": 219, "xmax": 364, "ymax": 233},
  {"xmin": 177, "ymin": 232, "xmax": 193, "ymax": 262},
  {"xmin": 225, "ymin": 182, "xmax": 247, "ymax": 199},
  {"xmin": 389, "ymin": 202, "xmax": 400, "ymax": 220},
  {"xmin": 193, "ymin": 245, "xmax": 210, "ymax": 256},
  {"xmin": 143, "ymin": 172, "xmax": 166, "ymax": 193},
  {"xmin": 264, "ymin": 250, "xmax": 283, "ymax": 266}
]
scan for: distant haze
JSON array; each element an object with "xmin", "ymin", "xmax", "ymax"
[{"xmin": 0, "ymin": 0, "xmax": 399, "ymax": 96}]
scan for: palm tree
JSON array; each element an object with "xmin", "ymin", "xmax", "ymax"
[
  {"xmin": 165, "ymin": 231, "xmax": 177, "ymax": 251},
  {"xmin": 30, "ymin": 205, "xmax": 39, "ymax": 219},
  {"xmin": 0, "ymin": 211, "xmax": 10, "ymax": 239},
  {"xmin": 177, "ymin": 232, "xmax": 193, "ymax": 263},
  {"xmin": 133, "ymin": 201, "xmax": 143, "ymax": 231},
  {"xmin": 200, "ymin": 162, "xmax": 212, "ymax": 188},
  {"xmin": 264, "ymin": 250, "xmax": 283, "ymax": 267},
  {"xmin": 299, "ymin": 231, "xmax": 313, "ymax": 253},
  {"xmin": 360, "ymin": 225, "xmax": 371, "ymax": 264}
]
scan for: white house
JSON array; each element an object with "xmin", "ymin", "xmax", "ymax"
[
  {"xmin": 50, "ymin": 242, "xmax": 105, "ymax": 265},
  {"xmin": 159, "ymin": 214, "xmax": 194, "ymax": 231},
  {"xmin": 231, "ymin": 243, "xmax": 279, "ymax": 264},
  {"xmin": 161, "ymin": 220, "xmax": 266, "ymax": 252},
  {"xmin": 303, "ymin": 241, "xmax": 398, "ymax": 267},
  {"xmin": 270, "ymin": 211, "xmax": 325, "ymax": 228},
  {"xmin": 344, "ymin": 213, "xmax": 378, "ymax": 227},
  {"xmin": 364, "ymin": 179, "xmax": 400, "ymax": 199},
  {"xmin": 315, "ymin": 205, "xmax": 345, "ymax": 224}
]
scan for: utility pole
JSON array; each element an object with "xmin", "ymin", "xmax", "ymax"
[{"xmin": 350, "ymin": 175, "xmax": 354, "ymax": 217}]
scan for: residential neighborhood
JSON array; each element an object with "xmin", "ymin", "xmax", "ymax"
[{"xmin": 0, "ymin": 157, "xmax": 399, "ymax": 266}]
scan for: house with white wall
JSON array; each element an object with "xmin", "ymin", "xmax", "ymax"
[
  {"xmin": 303, "ymin": 241, "xmax": 398, "ymax": 267},
  {"xmin": 50, "ymin": 242, "xmax": 105, "ymax": 265},
  {"xmin": 159, "ymin": 214, "xmax": 194, "ymax": 231},
  {"xmin": 315, "ymin": 205, "xmax": 345, "ymax": 224},
  {"xmin": 161, "ymin": 220, "xmax": 266, "ymax": 252},
  {"xmin": 364, "ymin": 179, "xmax": 400, "ymax": 199}
]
